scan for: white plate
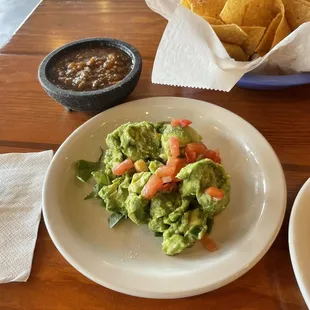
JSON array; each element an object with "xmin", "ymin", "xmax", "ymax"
[
  {"xmin": 289, "ymin": 178, "xmax": 310, "ymax": 308},
  {"xmin": 43, "ymin": 97, "xmax": 286, "ymax": 298}
]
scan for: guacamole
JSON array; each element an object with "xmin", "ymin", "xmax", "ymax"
[{"xmin": 76, "ymin": 120, "xmax": 231, "ymax": 256}]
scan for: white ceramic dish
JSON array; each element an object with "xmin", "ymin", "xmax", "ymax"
[
  {"xmin": 43, "ymin": 97, "xmax": 286, "ymax": 298},
  {"xmin": 289, "ymin": 178, "xmax": 310, "ymax": 308}
]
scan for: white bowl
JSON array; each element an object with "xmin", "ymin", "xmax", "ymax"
[
  {"xmin": 289, "ymin": 178, "xmax": 310, "ymax": 308},
  {"xmin": 43, "ymin": 97, "xmax": 286, "ymax": 298}
]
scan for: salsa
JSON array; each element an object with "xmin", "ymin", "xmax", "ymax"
[{"xmin": 48, "ymin": 46, "xmax": 132, "ymax": 91}]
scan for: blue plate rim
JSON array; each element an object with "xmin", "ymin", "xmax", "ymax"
[{"xmin": 238, "ymin": 72, "xmax": 310, "ymax": 87}]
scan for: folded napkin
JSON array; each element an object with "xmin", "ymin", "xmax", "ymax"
[{"xmin": 0, "ymin": 150, "xmax": 53, "ymax": 283}]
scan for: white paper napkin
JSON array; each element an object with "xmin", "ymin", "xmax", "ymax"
[
  {"xmin": 146, "ymin": 0, "xmax": 310, "ymax": 91},
  {"xmin": 0, "ymin": 150, "xmax": 53, "ymax": 283}
]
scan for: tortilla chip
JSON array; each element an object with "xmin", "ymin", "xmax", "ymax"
[
  {"xmin": 202, "ymin": 16, "xmax": 224, "ymax": 25},
  {"xmin": 189, "ymin": 0, "xmax": 227, "ymax": 18},
  {"xmin": 294, "ymin": 0, "xmax": 310, "ymax": 6},
  {"xmin": 288, "ymin": 0, "xmax": 310, "ymax": 5},
  {"xmin": 256, "ymin": 13, "xmax": 282, "ymax": 56},
  {"xmin": 181, "ymin": 0, "xmax": 191, "ymax": 10},
  {"xmin": 271, "ymin": 0, "xmax": 291, "ymax": 48},
  {"xmin": 243, "ymin": 0, "xmax": 278, "ymax": 27},
  {"xmin": 212, "ymin": 24, "xmax": 248, "ymax": 45},
  {"xmin": 282, "ymin": 0, "xmax": 310, "ymax": 30},
  {"xmin": 219, "ymin": 0, "xmax": 251, "ymax": 25},
  {"xmin": 241, "ymin": 26, "xmax": 266, "ymax": 55},
  {"xmin": 222, "ymin": 42, "xmax": 248, "ymax": 61},
  {"xmin": 271, "ymin": 17, "xmax": 291, "ymax": 47}
]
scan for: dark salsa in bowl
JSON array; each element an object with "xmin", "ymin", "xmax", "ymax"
[{"xmin": 48, "ymin": 46, "xmax": 133, "ymax": 91}]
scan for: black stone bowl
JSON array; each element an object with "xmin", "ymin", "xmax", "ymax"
[{"xmin": 38, "ymin": 38, "xmax": 142, "ymax": 112}]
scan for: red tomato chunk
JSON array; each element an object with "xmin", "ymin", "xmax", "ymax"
[
  {"xmin": 142, "ymin": 175, "xmax": 163, "ymax": 200},
  {"xmin": 205, "ymin": 187, "xmax": 224, "ymax": 199},
  {"xmin": 170, "ymin": 137, "xmax": 180, "ymax": 157},
  {"xmin": 173, "ymin": 158, "xmax": 186, "ymax": 177},
  {"xmin": 170, "ymin": 119, "xmax": 192, "ymax": 127},
  {"xmin": 156, "ymin": 165, "xmax": 175, "ymax": 177},
  {"xmin": 201, "ymin": 235, "xmax": 217, "ymax": 252},
  {"xmin": 204, "ymin": 150, "xmax": 221, "ymax": 164},
  {"xmin": 185, "ymin": 149, "xmax": 197, "ymax": 163},
  {"xmin": 112, "ymin": 159, "xmax": 134, "ymax": 176},
  {"xmin": 186, "ymin": 143, "xmax": 207, "ymax": 154}
]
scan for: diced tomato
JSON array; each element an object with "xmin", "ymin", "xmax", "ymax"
[
  {"xmin": 184, "ymin": 143, "xmax": 207, "ymax": 164},
  {"xmin": 167, "ymin": 156, "xmax": 178, "ymax": 167},
  {"xmin": 161, "ymin": 182, "xmax": 178, "ymax": 192},
  {"xmin": 180, "ymin": 119, "xmax": 192, "ymax": 127},
  {"xmin": 156, "ymin": 165, "xmax": 175, "ymax": 177},
  {"xmin": 201, "ymin": 235, "xmax": 217, "ymax": 252},
  {"xmin": 214, "ymin": 149, "xmax": 222, "ymax": 164},
  {"xmin": 162, "ymin": 176, "xmax": 173, "ymax": 183},
  {"xmin": 112, "ymin": 159, "xmax": 134, "ymax": 176},
  {"xmin": 170, "ymin": 137, "xmax": 180, "ymax": 157},
  {"xmin": 185, "ymin": 149, "xmax": 197, "ymax": 163},
  {"xmin": 170, "ymin": 119, "xmax": 192, "ymax": 127},
  {"xmin": 173, "ymin": 158, "xmax": 186, "ymax": 177},
  {"xmin": 156, "ymin": 157, "xmax": 186, "ymax": 179},
  {"xmin": 142, "ymin": 175, "xmax": 163, "ymax": 200},
  {"xmin": 204, "ymin": 149, "xmax": 216, "ymax": 161},
  {"xmin": 184, "ymin": 143, "xmax": 221, "ymax": 164},
  {"xmin": 204, "ymin": 149, "xmax": 221, "ymax": 164},
  {"xmin": 215, "ymin": 156, "xmax": 221, "ymax": 164},
  {"xmin": 171, "ymin": 119, "xmax": 181, "ymax": 127},
  {"xmin": 186, "ymin": 143, "xmax": 207, "ymax": 154},
  {"xmin": 205, "ymin": 186, "xmax": 225, "ymax": 200}
]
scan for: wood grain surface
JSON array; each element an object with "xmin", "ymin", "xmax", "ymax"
[{"xmin": 0, "ymin": 0, "xmax": 310, "ymax": 309}]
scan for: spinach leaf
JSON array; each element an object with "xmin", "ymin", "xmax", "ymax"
[
  {"xmin": 206, "ymin": 218, "xmax": 214, "ymax": 234},
  {"xmin": 76, "ymin": 148, "xmax": 104, "ymax": 183},
  {"xmin": 84, "ymin": 191, "xmax": 95, "ymax": 200},
  {"xmin": 108, "ymin": 213, "xmax": 124, "ymax": 228},
  {"xmin": 92, "ymin": 170, "xmax": 110, "ymax": 186},
  {"xmin": 84, "ymin": 183, "xmax": 102, "ymax": 200},
  {"xmin": 84, "ymin": 170, "xmax": 111, "ymax": 201}
]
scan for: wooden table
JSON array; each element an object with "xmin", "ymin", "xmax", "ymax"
[{"xmin": 0, "ymin": 0, "xmax": 309, "ymax": 309}]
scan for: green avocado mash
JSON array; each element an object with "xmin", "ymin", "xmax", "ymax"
[
  {"xmin": 76, "ymin": 121, "xmax": 231, "ymax": 256},
  {"xmin": 104, "ymin": 121, "xmax": 160, "ymax": 178},
  {"xmin": 177, "ymin": 159, "xmax": 230, "ymax": 216}
]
